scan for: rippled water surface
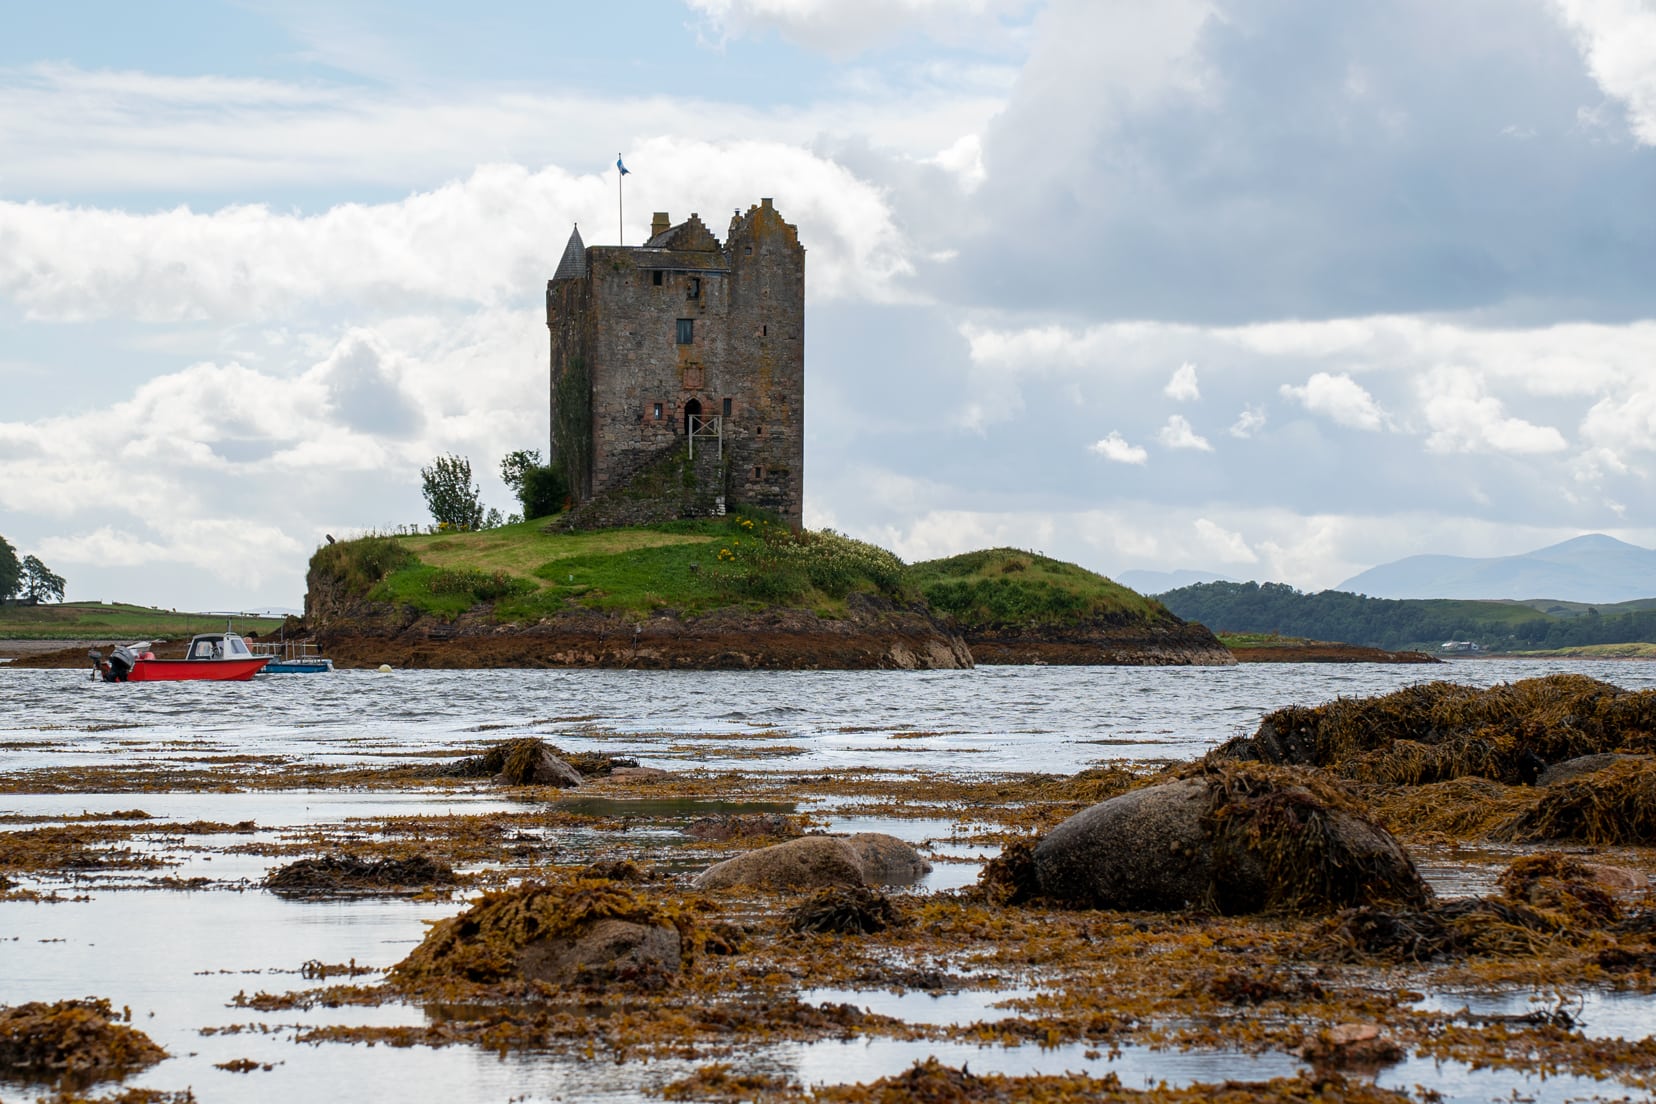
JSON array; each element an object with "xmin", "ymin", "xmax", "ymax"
[
  {"xmin": 6, "ymin": 658, "xmax": 1653, "ymax": 772},
  {"xmin": 3, "ymin": 658, "xmax": 1654, "ymax": 1103}
]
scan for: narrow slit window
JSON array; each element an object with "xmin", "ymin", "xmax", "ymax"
[
  {"xmin": 756, "ymin": 425, "xmax": 764, "ymax": 436},
  {"xmin": 722, "ymin": 397, "xmax": 732, "ymax": 417},
  {"xmin": 753, "ymin": 466, "xmax": 764, "ymax": 479},
  {"xmin": 760, "ymin": 324, "xmax": 767, "ymax": 337},
  {"xmin": 652, "ymin": 270, "xmax": 664, "ymax": 286},
  {"xmin": 687, "ymin": 277, "xmax": 700, "ymax": 299},
  {"xmin": 652, "ymin": 402, "xmax": 663, "ymax": 420},
  {"xmin": 676, "ymin": 318, "xmax": 693, "ymax": 344}
]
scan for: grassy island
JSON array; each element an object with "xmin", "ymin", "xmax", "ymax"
[{"xmin": 307, "ymin": 514, "xmax": 916, "ymax": 622}]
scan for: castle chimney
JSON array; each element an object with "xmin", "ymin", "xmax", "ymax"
[{"xmin": 651, "ymin": 212, "xmax": 670, "ymax": 239}]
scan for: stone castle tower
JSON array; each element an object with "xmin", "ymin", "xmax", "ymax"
[{"xmin": 545, "ymin": 198, "xmax": 804, "ymax": 527}]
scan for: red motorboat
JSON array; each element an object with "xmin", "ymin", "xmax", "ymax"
[{"xmin": 92, "ymin": 631, "xmax": 271, "ymax": 683}]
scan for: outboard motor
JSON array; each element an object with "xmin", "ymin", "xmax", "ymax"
[{"xmin": 102, "ymin": 643, "xmax": 144, "ymax": 682}]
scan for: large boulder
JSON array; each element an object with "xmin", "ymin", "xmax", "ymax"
[
  {"xmin": 694, "ymin": 833, "xmax": 930, "ymax": 891},
  {"xmin": 1025, "ymin": 763, "xmax": 1427, "ymax": 915},
  {"xmin": 391, "ymin": 878, "xmax": 681, "ymax": 991}
]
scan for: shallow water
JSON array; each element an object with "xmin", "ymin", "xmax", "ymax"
[{"xmin": 3, "ymin": 658, "xmax": 1655, "ymax": 1102}]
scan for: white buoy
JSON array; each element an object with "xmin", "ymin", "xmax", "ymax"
[{"xmin": 377, "ymin": 664, "xmax": 393, "ymax": 673}]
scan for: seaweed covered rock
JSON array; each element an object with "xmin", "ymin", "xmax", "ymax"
[
  {"xmin": 391, "ymin": 877, "xmax": 684, "ymax": 991},
  {"xmin": 1019, "ymin": 762, "xmax": 1427, "ymax": 915},
  {"xmin": 0, "ymin": 997, "xmax": 166, "ymax": 1084},
  {"xmin": 265, "ymin": 853, "xmax": 456, "ymax": 896},
  {"xmin": 684, "ymin": 813, "xmax": 805, "ymax": 842},
  {"xmin": 1210, "ymin": 675, "xmax": 1656, "ymax": 785},
  {"xmin": 694, "ymin": 833, "xmax": 930, "ymax": 892},
  {"xmin": 1496, "ymin": 852, "xmax": 1627, "ymax": 923},
  {"xmin": 445, "ymin": 738, "xmax": 582, "ymax": 787},
  {"xmin": 1321, "ymin": 897, "xmax": 1566, "ymax": 962},
  {"xmin": 1501, "ymin": 756, "xmax": 1656, "ymax": 844},
  {"xmin": 789, "ymin": 885, "xmax": 904, "ymax": 934}
]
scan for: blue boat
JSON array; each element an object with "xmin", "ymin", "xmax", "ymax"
[{"xmin": 252, "ymin": 639, "xmax": 335, "ymax": 674}]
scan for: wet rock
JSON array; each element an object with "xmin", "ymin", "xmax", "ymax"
[
  {"xmin": 0, "ymin": 997, "xmax": 167, "ymax": 1085},
  {"xmin": 843, "ymin": 832, "xmax": 933, "ymax": 885},
  {"xmin": 694, "ymin": 833, "xmax": 930, "ymax": 891},
  {"xmin": 446, "ymin": 738, "xmax": 582, "ymax": 787},
  {"xmin": 516, "ymin": 917, "xmax": 680, "ymax": 986},
  {"xmin": 1537, "ymin": 752, "xmax": 1650, "ymax": 787},
  {"xmin": 684, "ymin": 812, "xmax": 803, "ymax": 842},
  {"xmin": 1024, "ymin": 763, "xmax": 1427, "ymax": 915},
  {"xmin": 391, "ymin": 878, "xmax": 682, "ymax": 991},
  {"xmin": 264, "ymin": 853, "xmax": 456, "ymax": 896},
  {"xmin": 1298, "ymin": 1022, "xmax": 1404, "ymax": 1069}
]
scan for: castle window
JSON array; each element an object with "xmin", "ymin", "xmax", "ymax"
[
  {"xmin": 676, "ymin": 318, "xmax": 694, "ymax": 344},
  {"xmin": 687, "ymin": 277, "xmax": 700, "ymax": 299},
  {"xmin": 756, "ymin": 425, "xmax": 764, "ymax": 436},
  {"xmin": 652, "ymin": 270, "xmax": 664, "ymax": 286},
  {"xmin": 744, "ymin": 246, "xmax": 752, "ymax": 255},
  {"xmin": 652, "ymin": 402, "xmax": 663, "ymax": 420},
  {"xmin": 722, "ymin": 397, "xmax": 732, "ymax": 417},
  {"xmin": 760, "ymin": 324, "xmax": 767, "ymax": 338},
  {"xmin": 753, "ymin": 466, "xmax": 765, "ymax": 479}
]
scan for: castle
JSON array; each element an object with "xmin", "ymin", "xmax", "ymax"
[{"xmin": 546, "ymin": 198, "xmax": 805, "ymax": 528}]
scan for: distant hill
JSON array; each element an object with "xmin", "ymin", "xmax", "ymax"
[
  {"xmin": 1337, "ymin": 534, "xmax": 1656, "ymax": 603},
  {"xmin": 1116, "ymin": 569, "xmax": 1236, "ymax": 594}
]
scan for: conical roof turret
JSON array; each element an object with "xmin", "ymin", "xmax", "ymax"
[{"xmin": 553, "ymin": 225, "xmax": 587, "ymax": 281}]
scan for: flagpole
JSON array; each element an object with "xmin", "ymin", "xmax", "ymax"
[{"xmin": 617, "ymin": 153, "xmax": 624, "ymax": 246}]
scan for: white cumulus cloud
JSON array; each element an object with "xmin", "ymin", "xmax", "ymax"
[
  {"xmin": 1280, "ymin": 372, "xmax": 1388, "ymax": 430},
  {"xmin": 1552, "ymin": 0, "xmax": 1656, "ymax": 145},
  {"xmin": 1418, "ymin": 368, "xmax": 1569, "ymax": 455},
  {"xmin": 1164, "ymin": 361, "xmax": 1200, "ymax": 401},
  {"xmin": 1158, "ymin": 414, "xmax": 1212, "ymax": 451},
  {"xmin": 1089, "ymin": 432, "xmax": 1149, "ymax": 464},
  {"xmin": 1229, "ymin": 405, "xmax": 1266, "ymax": 438}
]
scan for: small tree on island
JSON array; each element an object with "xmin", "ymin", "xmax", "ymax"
[
  {"xmin": 499, "ymin": 448, "xmax": 568, "ymax": 520},
  {"xmin": 0, "ymin": 535, "xmax": 20, "ymax": 600},
  {"xmin": 20, "ymin": 555, "xmax": 66, "ymax": 603},
  {"xmin": 420, "ymin": 453, "xmax": 485, "ymax": 531}
]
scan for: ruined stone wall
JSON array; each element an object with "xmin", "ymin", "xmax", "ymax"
[{"xmin": 547, "ymin": 200, "xmax": 805, "ymax": 527}]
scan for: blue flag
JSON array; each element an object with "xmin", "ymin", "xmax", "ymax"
[{"xmin": 616, "ymin": 155, "xmax": 630, "ymax": 176}]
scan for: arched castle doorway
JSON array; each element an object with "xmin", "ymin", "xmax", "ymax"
[{"xmin": 683, "ymin": 398, "xmax": 702, "ymax": 436}]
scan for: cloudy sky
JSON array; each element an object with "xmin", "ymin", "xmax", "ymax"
[{"xmin": 3, "ymin": 0, "xmax": 1655, "ymax": 611}]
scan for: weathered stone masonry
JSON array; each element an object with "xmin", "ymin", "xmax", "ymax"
[{"xmin": 547, "ymin": 198, "xmax": 805, "ymax": 528}]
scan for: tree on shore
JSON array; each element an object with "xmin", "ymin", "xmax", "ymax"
[
  {"xmin": 0, "ymin": 536, "xmax": 19, "ymax": 599},
  {"xmin": 421, "ymin": 453, "xmax": 485, "ymax": 531},
  {"xmin": 499, "ymin": 448, "xmax": 568, "ymax": 520},
  {"xmin": 19, "ymin": 556, "xmax": 66, "ymax": 603}
]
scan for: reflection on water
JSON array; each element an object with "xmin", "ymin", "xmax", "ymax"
[{"xmin": 3, "ymin": 659, "xmax": 1655, "ymax": 1101}]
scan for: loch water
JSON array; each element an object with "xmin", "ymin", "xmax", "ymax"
[{"xmin": 2, "ymin": 658, "xmax": 1654, "ymax": 1102}]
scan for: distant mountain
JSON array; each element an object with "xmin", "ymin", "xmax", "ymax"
[
  {"xmin": 1337, "ymin": 534, "xmax": 1656, "ymax": 603},
  {"xmin": 1116, "ymin": 569, "xmax": 1237, "ymax": 595}
]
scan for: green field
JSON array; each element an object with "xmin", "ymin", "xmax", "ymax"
[
  {"xmin": 310, "ymin": 513, "xmax": 914, "ymax": 621},
  {"xmin": 0, "ymin": 602, "xmax": 284, "ymax": 641}
]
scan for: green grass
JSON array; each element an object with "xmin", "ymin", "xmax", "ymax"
[
  {"xmin": 907, "ymin": 548, "xmax": 1167, "ymax": 630},
  {"xmin": 0, "ymin": 602, "xmax": 284, "ymax": 641},
  {"xmin": 315, "ymin": 514, "xmax": 915, "ymax": 622},
  {"xmin": 1218, "ymin": 632, "xmax": 1300, "ymax": 649}
]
